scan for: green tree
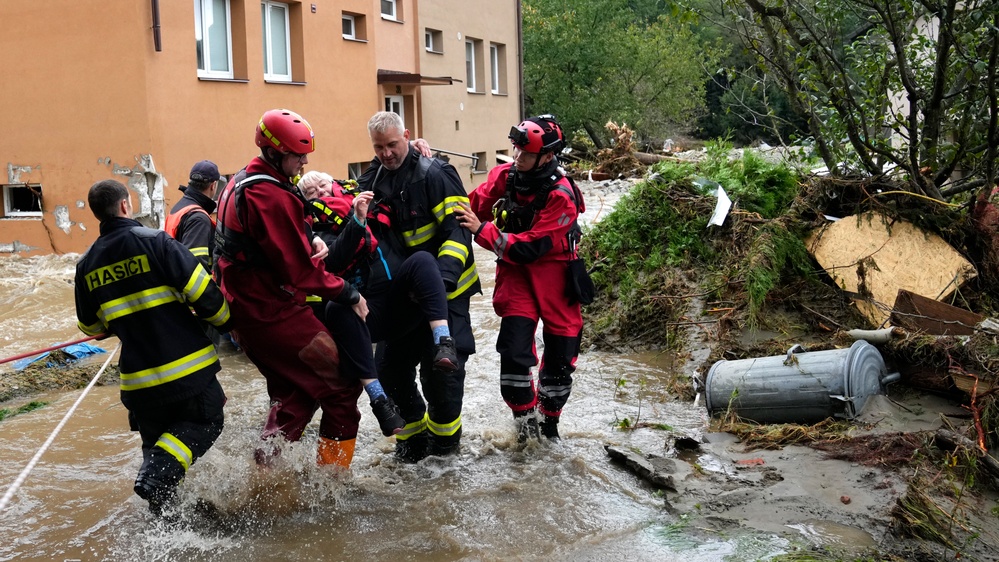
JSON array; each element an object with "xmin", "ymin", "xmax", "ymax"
[
  {"xmin": 718, "ymin": 0, "xmax": 999, "ymax": 200},
  {"xmin": 523, "ymin": 0, "xmax": 726, "ymax": 148}
]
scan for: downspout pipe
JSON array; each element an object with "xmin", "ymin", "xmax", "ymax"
[{"xmin": 151, "ymin": 0, "xmax": 162, "ymax": 52}]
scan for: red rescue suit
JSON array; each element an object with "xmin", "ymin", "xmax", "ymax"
[
  {"xmin": 468, "ymin": 162, "xmax": 583, "ymax": 423},
  {"xmin": 215, "ymin": 157, "xmax": 362, "ymax": 446}
]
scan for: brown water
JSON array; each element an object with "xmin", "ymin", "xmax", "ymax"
[{"xmin": 0, "ymin": 245, "xmax": 796, "ymax": 561}]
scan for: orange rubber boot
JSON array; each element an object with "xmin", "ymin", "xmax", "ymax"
[{"xmin": 317, "ymin": 437, "xmax": 355, "ymax": 469}]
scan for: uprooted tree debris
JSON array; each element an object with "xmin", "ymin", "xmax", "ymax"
[{"xmin": 577, "ymin": 134, "xmax": 999, "ymax": 558}]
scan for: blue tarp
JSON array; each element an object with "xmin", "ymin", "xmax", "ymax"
[{"xmin": 11, "ymin": 342, "xmax": 107, "ymax": 371}]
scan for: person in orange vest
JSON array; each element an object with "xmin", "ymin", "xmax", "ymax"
[{"xmin": 165, "ymin": 160, "xmax": 220, "ymax": 270}]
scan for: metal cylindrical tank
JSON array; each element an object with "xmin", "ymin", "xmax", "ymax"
[{"xmin": 704, "ymin": 340, "xmax": 889, "ymax": 424}]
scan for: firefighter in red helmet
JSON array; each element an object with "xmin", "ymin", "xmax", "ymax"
[
  {"xmin": 214, "ymin": 109, "xmax": 401, "ymax": 469},
  {"xmin": 455, "ymin": 114, "xmax": 585, "ymax": 443}
]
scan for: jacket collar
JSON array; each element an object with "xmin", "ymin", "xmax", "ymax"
[{"xmin": 99, "ymin": 216, "xmax": 142, "ymax": 235}]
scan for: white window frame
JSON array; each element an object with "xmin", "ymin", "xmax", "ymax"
[
  {"xmin": 490, "ymin": 44, "xmax": 500, "ymax": 94},
  {"xmin": 465, "ymin": 40, "xmax": 477, "ymax": 92},
  {"xmin": 385, "ymin": 95, "xmax": 404, "ymax": 122},
  {"xmin": 342, "ymin": 14, "xmax": 356, "ymax": 39},
  {"xmin": 195, "ymin": 0, "xmax": 233, "ymax": 79},
  {"xmin": 261, "ymin": 1, "xmax": 292, "ymax": 82},
  {"xmin": 3, "ymin": 184, "xmax": 43, "ymax": 218},
  {"xmin": 380, "ymin": 0, "xmax": 397, "ymax": 20},
  {"xmin": 425, "ymin": 28, "xmax": 442, "ymax": 53}
]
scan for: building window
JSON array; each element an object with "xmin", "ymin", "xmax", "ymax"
[
  {"xmin": 472, "ymin": 152, "xmax": 487, "ymax": 173},
  {"xmin": 348, "ymin": 162, "xmax": 367, "ymax": 180},
  {"xmin": 261, "ymin": 1, "xmax": 291, "ymax": 82},
  {"xmin": 2, "ymin": 184, "xmax": 43, "ymax": 218},
  {"xmin": 490, "ymin": 43, "xmax": 507, "ymax": 94},
  {"xmin": 465, "ymin": 38, "xmax": 484, "ymax": 93},
  {"xmin": 380, "ymin": 0, "xmax": 398, "ymax": 20},
  {"xmin": 342, "ymin": 14, "xmax": 356, "ymax": 39},
  {"xmin": 425, "ymin": 28, "xmax": 443, "ymax": 53},
  {"xmin": 342, "ymin": 12, "xmax": 366, "ymax": 41},
  {"xmin": 195, "ymin": 0, "xmax": 233, "ymax": 79},
  {"xmin": 465, "ymin": 40, "xmax": 476, "ymax": 92}
]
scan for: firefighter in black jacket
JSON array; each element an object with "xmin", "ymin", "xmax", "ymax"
[
  {"xmin": 358, "ymin": 111, "xmax": 480, "ymax": 462},
  {"xmin": 75, "ymin": 179, "xmax": 233, "ymax": 516},
  {"xmin": 165, "ymin": 160, "xmax": 220, "ymax": 270}
]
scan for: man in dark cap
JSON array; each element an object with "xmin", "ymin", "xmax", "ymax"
[{"xmin": 165, "ymin": 160, "xmax": 221, "ymax": 270}]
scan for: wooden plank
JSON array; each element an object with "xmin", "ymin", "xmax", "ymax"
[
  {"xmin": 805, "ymin": 213, "xmax": 977, "ymax": 326},
  {"xmin": 890, "ymin": 289, "xmax": 984, "ymax": 335}
]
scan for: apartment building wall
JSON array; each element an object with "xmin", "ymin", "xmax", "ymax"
[
  {"xmin": 416, "ymin": 0, "xmax": 522, "ymax": 190},
  {"xmin": 0, "ymin": 0, "xmax": 518, "ymax": 255},
  {"xmin": 0, "ymin": 0, "xmax": 394, "ymax": 255}
]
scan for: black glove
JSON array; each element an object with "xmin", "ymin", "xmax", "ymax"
[{"xmin": 332, "ymin": 283, "xmax": 361, "ymax": 306}]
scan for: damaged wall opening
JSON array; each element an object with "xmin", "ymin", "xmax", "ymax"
[{"xmin": 2, "ymin": 184, "xmax": 43, "ymax": 218}]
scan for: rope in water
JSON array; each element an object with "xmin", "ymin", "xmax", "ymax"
[{"xmin": 0, "ymin": 342, "xmax": 121, "ymax": 513}]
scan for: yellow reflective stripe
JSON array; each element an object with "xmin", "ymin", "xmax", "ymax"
[
  {"xmin": 396, "ymin": 413, "xmax": 429, "ymax": 440},
  {"xmin": 183, "ymin": 267, "xmax": 212, "ymax": 302},
  {"xmin": 447, "ymin": 264, "xmax": 479, "ymax": 300},
  {"xmin": 100, "ymin": 286, "xmax": 182, "ymax": 323},
  {"xmin": 431, "ymin": 196, "xmax": 468, "ymax": 223},
  {"xmin": 206, "ymin": 301, "xmax": 230, "ymax": 326},
  {"xmin": 311, "ymin": 200, "xmax": 333, "ymax": 216},
  {"xmin": 438, "ymin": 240, "xmax": 469, "ymax": 264},
  {"xmin": 120, "ymin": 344, "xmax": 217, "ymax": 391},
  {"xmin": 428, "ymin": 414, "xmax": 462, "ymax": 437},
  {"xmin": 305, "ymin": 295, "xmax": 323, "ymax": 303},
  {"xmin": 402, "ymin": 222, "xmax": 438, "ymax": 247},
  {"xmin": 190, "ymin": 247, "xmax": 209, "ymax": 258},
  {"xmin": 78, "ymin": 320, "xmax": 105, "ymax": 336},
  {"xmin": 155, "ymin": 433, "xmax": 193, "ymax": 471}
]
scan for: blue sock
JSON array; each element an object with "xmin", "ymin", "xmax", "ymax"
[
  {"xmin": 432, "ymin": 324, "xmax": 451, "ymax": 344},
  {"xmin": 364, "ymin": 379, "xmax": 387, "ymax": 401}
]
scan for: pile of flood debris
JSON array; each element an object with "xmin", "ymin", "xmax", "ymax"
[{"xmin": 578, "ymin": 138, "xmax": 999, "ymax": 559}]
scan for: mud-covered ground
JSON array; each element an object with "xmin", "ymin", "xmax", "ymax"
[{"xmin": 573, "ymin": 175, "xmax": 999, "ymax": 560}]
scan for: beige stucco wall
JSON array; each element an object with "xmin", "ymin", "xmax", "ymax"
[
  {"xmin": 1, "ymin": 0, "xmax": 387, "ymax": 254},
  {"xmin": 417, "ymin": 0, "xmax": 522, "ymax": 191},
  {"xmin": 0, "ymin": 0, "xmax": 519, "ymax": 255}
]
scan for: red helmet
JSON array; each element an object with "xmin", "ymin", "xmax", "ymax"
[
  {"xmin": 255, "ymin": 109, "xmax": 315, "ymax": 155},
  {"xmin": 508, "ymin": 114, "xmax": 565, "ymax": 154}
]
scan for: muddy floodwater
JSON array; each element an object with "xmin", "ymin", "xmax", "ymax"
[{"xmin": 1, "ymin": 187, "xmax": 895, "ymax": 561}]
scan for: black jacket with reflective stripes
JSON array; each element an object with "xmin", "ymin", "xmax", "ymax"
[
  {"xmin": 359, "ymin": 148, "xmax": 480, "ymax": 301},
  {"xmin": 75, "ymin": 217, "xmax": 232, "ymax": 410}
]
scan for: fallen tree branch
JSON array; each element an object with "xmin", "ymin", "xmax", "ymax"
[{"xmin": 934, "ymin": 429, "xmax": 999, "ymax": 483}]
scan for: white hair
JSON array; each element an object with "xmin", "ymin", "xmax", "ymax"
[{"xmin": 367, "ymin": 111, "xmax": 405, "ymax": 135}]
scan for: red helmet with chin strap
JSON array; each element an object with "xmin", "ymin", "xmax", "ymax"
[
  {"xmin": 508, "ymin": 114, "xmax": 565, "ymax": 154},
  {"xmin": 255, "ymin": 109, "xmax": 315, "ymax": 155}
]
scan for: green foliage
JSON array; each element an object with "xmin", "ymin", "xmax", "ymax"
[
  {"xmin": 699, "ymin": 139, "xmax": 802, "ymax": 219},
  {"xmin": 719, "ymin": 0, "xmax": 999, "ymax": 198},
  {"xmin": 523, "ymin": 0, "xmax": 727, "ymax": 147},
  {"xmin": 583, "ymin": 151, "xmax": 809, "ymax": 347},
  {"xmin": 588, "ymin": 161, "xmax": 711, "ymax": 275},
  {"xmin": 0, "ymin": 400, "xmax": 48, "ymax": 422},
  {"xmin": 742, "ymin": 222, "xmax": 813, "ymax": 326}
]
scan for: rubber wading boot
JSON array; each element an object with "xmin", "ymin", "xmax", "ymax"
[
  {"xmin": 432, "ymin": 336, "xmax": 459, "ymax": 373},
  {"xmin": 540, "ymin": 417, "xmax": 560, "ymax": 441},
  {"xmin": 317, "ymin": 437, "xmax": 355, "ymax": 469},
  {"xmin": 370, "ymin": 396, "xmax": 405, "ymax": 436},
  {"xmin": 427, "ymin": 435, "xmax": 460, "ymax": 457},
  {"xmin": 134, "ymin": 474, "xmax": 178, "ymax": 517},
  {"xmin": 395, "ymin": 431, "xmax": 430, "ymax": 463},
  {"xmin": 516, "ymin": 415, "xmax": 541, "ymax": 444}
]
